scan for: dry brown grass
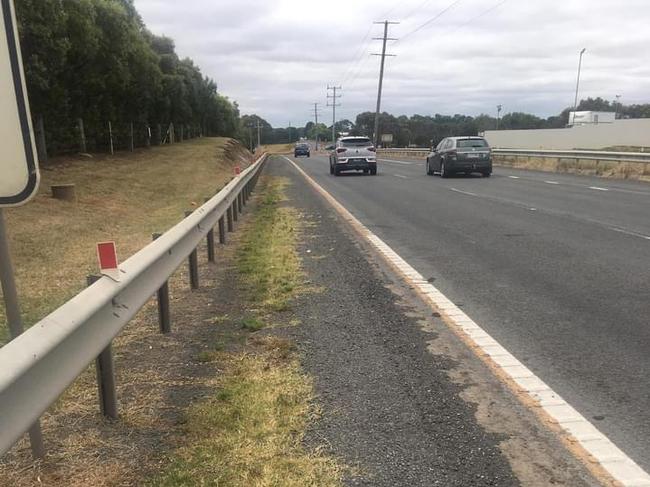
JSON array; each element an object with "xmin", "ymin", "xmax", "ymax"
[
  {"xmin": 494, "ymin": 154, "xmax": 650, "ymax": 181},
  {"xmin": 151, "ymin": 337, "xmax": 342, "ymax": 487},
  {"xmin": 260, "ymin": 143, "xmax": 294, "ymax": 154},
  {"xmin": 0, "ymin": 137, "xmax": 253, "ymax": 343}
]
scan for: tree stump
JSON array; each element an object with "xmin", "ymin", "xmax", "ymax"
[{"xmin": 51, "ymin": 184, "xmax": 76, "ymax": 202}]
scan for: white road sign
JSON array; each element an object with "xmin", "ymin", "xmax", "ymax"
[{"xmin": 0, "ymin": 0, "xmax": 39, "ymax": 207}]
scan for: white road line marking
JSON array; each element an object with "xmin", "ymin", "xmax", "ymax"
[
  {"xmin": 607, "ymin": 226, "xmax": 650, "ymax": 240},
  {"xmin": 449, "ymin": 188, "xmax": 477, "ymax": 196},
  {"xmin": 589, "ymin": 186, "xmax": 610, "ymax": 191},
  {"xmin": 282, "ymin": 155, "xmax": 650, "ymax": 487},
  {"xmin": 378, "ymin": 158, "xmax": 425, "ymax": 165},
  {"xmin": 508, "ymin": 176, "xmax": 520, "ymax": 179},
  {"xmin": 393, "ymin": 174, "xmax": 408, "ymax": 179},
  {"xmin": 545, "ymin": 180, "xmax": 560, "ymax": 185}
]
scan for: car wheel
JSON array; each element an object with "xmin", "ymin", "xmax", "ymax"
[
  {"xmin": 483, "ymin": 171, "xmax": 491, "ymax": 177},
  {"xmin": 426, "ymin": 159, "xmax": 434, "ymax": 176},
  {"xmin": 334, "ymin": 167, "xmax": 341, "ymax": 176},
  {"xmin": 370, "ymin": 168, "xmax": 377, "ymax": 175},
  {"xmin": 440, "ymin": 160, "xmax": 449, "ymax": 178}
]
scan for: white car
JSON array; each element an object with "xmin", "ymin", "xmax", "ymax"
[{"xmin": 329, "ymin": 136, "xmax": 377, "ymax": 176}]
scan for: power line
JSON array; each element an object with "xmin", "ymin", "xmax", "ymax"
[
  {"xmin": 450, "ymin": 0, "xmax": 508, "ymax": 31},
  {"xmin": 341, "ymin": 24, "xmax": 374, "ymax": 85},
  {"xmin": 396, "ymin": 0, "xmax": 463, "ymax": 44}
]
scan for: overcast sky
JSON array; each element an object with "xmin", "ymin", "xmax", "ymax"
[{"xmin": 134, "ymin": 0, "xmax": 650, "ymax": 128}]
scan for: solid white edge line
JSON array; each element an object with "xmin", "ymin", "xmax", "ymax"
[{"xmin": 281, "ymin": 155, "xmax": 650, "ymax": 487}]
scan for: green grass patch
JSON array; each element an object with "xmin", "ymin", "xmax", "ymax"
[
  {"xmin": 241, "ymin": 317, "xmax": 265, "ymax": 332},
  {"xmin": 150, "ymin": 337, "xmax": 342, "ymax": 487},
  {"xmin": 237, "ymin": 177, "xmax": 302, "ymax": 313}
]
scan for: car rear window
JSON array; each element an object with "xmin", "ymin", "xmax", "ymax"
[
  {"xmin": 296, "ymin": 144, "xmax": 309, "ymax": 149},
  {"xmin": 457, "ymin": 139, "xmax": 488, "ymax": 148},
  {"xmin": 341, "ymin": 138, "xmax": 371, "ymax": 147}
]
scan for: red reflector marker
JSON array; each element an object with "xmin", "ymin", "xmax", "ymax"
[
  {"xmin": 234, "ymin": 166, "xmax": 241, "ymax": 175},
  {"xmin": 96, "ymin": 241, "xmax": 120, "ymax": 281}
]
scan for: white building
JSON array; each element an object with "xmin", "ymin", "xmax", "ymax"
[{"xmin": 568, "ymin": 111, "xmax": 616, "ymax": 126}]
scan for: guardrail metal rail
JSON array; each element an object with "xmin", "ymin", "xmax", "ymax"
[
  {"xmin": 0, "ymin": 153, "xmax": 267, "ymax": 457},
  {"xmin": 377, "ymin": 147, "xmax": 650, "ymax": 164}
]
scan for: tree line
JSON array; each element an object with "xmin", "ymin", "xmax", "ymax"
[
  {"xmin": 16, "ymin": 0, "xmax": 241, "ymax": 157},
  {"xmin": 248, "ymin": 96, "xmax": 650, "ymax": 148}
]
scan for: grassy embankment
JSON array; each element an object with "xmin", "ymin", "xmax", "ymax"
[
  {"xmin": 0, "ymin": 137, "xmax": 251, "ymax": 343},
  {"xmin": 151, "ymin": 176, "xmax": 342, "ymax": 486}
]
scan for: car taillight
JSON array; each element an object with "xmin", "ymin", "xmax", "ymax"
[
  {"xmin": 367, "ymin": 147, "xmax": 376, "ymax": 152},
  {"xmin": 336, "ymin": 147, "xmax": 347, "ymax": 153}
]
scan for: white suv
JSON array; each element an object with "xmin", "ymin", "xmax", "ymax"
[{"xmin": 329, "ymin": 136, "xmax": 377, "ymax": 176}]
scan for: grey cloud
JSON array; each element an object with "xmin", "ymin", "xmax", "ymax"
[{"xmin": 134, "ymin": 0, "xmax": 650, "ymax": 126}]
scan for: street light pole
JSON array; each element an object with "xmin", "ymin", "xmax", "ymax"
[
  {"xmin": 496, "ymin": 104, "xmax": 502, "ymax": 130},
  {"xmin": 572, "ymin": 48, "xmax": 586, "ymax": 126},
  {"xmin": 615, "ymin": 94, "xmax": 621, "ymax": 120}
]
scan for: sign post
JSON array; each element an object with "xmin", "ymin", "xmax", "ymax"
[{"xmin": 0, "ymin": 0, "xmax": 44, "ymax": 457}]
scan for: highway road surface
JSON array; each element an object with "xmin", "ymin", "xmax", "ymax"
[{"xmin": 286, "ymin": 153, "xmax": 650, "ymax": 471}]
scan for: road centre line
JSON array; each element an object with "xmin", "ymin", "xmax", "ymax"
[
  {"xmin": 393, "ymin": 174, "xmax": 408, "ymax": 179},
  {"xmin": 378, "ymin": 158, "xmax": 425, "ymax": 165},
  {"xmin": 282, "ymin": 155, "xmax": 650, "ymax": 486},
  {"xmin": 508, "ymin": 175, "xmax": 520, "ymax": 179},
  {"xmin": 449, "ymin": 187, "xmax": 477, "ymax": 196},
  {"xmin": 589, "ymin": 186, "xmax": 609, "ymax": 191},
  {"xmin": 545, "ymin": 180, "xmax": 560, "ymax": 184},
  {"xmin": 445, "ymin": 186, "xmax": 649, "ymax": 240}
]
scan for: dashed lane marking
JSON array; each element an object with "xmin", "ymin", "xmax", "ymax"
[
  {"xmin": 282, "ymin": 155, "xmax": 650, "ymax": 487},
  {"xmin": 449, "ymin": 188, "xmax": 477, "ymax": 196},
  {"xmin": 393, "ymin": 174, "xmax": 408, "ymax": 179},
  {"xmin": 545, "ymin": 180, "xmax": 560, "ymax": 184},
  {"xmin": 590, "ymin": 186, "xmax": 610, "ymax": 191},
  {"xmin": 508, "ymin": 175, "xmax": 520, "ymax": 179}
]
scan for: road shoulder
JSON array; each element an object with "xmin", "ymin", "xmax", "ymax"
[{"xmin": 271, "ymin": 156, "xmax": 600, "ymax": 486}]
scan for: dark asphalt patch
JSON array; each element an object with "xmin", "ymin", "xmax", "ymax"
[{"xmin": 267, "ymin": 157, "xmax": 519, "ymax": 486}]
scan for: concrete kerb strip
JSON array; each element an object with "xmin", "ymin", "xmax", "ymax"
[{"xmin": 281, "ymin": 156, "xmax": 650, "ymax": 487}]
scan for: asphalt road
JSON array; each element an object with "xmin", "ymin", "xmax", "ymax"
[{"xmin": 287, "ymin": 153, "xmax": 650, "ymax": 471}]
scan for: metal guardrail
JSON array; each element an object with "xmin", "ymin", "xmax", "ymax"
[
  {"xmin": 378, "ymin": 147, "xmax": 650, "ymax": 164},
  {"xmin": 491, "ymin": 148, "xmax": 650, "ymax": 164},
  {"xmin": 0, "ymin": 153, "xmax": 266, "ymax": 457}
]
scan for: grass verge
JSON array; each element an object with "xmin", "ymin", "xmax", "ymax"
[
  {"xmin": 151, "ymin": 176, "xmax": 342, "ymax": 486},
  {"xmin": 237, "ymin": 177, "xmax": 301, "ymax": 313},
  {"xmin": 0, "ymin": 137, "xmax": 251, "ymax": 344},
  {"xmin": 152, "ymin": 337, "xmax": 341, "ymax": 487}
]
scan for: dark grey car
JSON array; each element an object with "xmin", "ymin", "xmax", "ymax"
[{"xmin": 426, "ymin": 136, "xmax": 492, "ymax": 178}]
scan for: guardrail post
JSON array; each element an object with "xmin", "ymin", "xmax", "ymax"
[
  {"xmin": 218, "ymin": 217, "xmax": 227, "ymax": 243},
  {"xmin": 152, "ymin": 233, "xmax": 171, "ymax": 334},
  {"xmin": 226, "ymin": 205, "xmax": 234, "ymax": 231},
  {"xmin": 184, "ymin": 211, "xmax": 200, "ymax": 289},
  {"xmin": 204, "ymin": 198, "xmax": 216, "ymax": 262},
  {"xmin": 87, "ymin": 275, "xmax": 119, "ymax": 420},
  {"xmin": 232, "ymin": 200, "xmax": 238, "ymax": 222}
]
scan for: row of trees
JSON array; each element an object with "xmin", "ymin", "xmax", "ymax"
[
  {"xmin": 249, "ymin": 97, "xmax": 650, "ymax": 148},
  {"xmin": 16, "ymin": 0, "xmax": 241, "ymax": 156}
]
